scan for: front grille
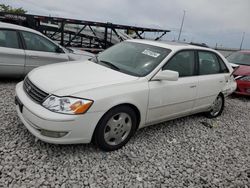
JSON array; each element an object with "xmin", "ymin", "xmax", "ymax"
[{"xmin": 23, "ymin": 77, "xmax": 49, "ymax": 104}]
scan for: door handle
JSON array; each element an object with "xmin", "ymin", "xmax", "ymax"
[
  {"xmin": 219, "ymin": 80, "xmax": 224, "ymax": 83},
  {"xmin": 30, "ymin": 56, "xmax": 38, "ymax": 59},
  {"xmin": 190, "ymin": 85, "xmax": 196, "ymax": 88}
]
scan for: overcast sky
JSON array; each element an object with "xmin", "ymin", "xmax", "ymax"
[{"xmin": 2, "ymin": 0, "xmax": 250, "ymax": 49}]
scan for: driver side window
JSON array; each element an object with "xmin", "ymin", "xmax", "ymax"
[
  {"xmin": 21, "ymin": 31, "xmax": 58, "ymax": 53},
  {"xmin": 162, "ymin": 50, "xmax": 195, "ymax": 77}
]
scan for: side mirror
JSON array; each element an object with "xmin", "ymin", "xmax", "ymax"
[
  {"xmin": 152, "ymin": 70, "xmax": 179, "ymax": 81},
  {"xmin": 55, "ymin": 46, "xmax": 64, "ymax": 53}
]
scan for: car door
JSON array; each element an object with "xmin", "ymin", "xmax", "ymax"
[
  {"xmin": 193, "ymin": 50, "xmax": 229, "ymax": 111},
  {"xmin": 0, "ymin": 29, "xmax": 25, "ymax": 77},
  {"xmin": 20, "ymin": 31, "xmax": 69, "ymax": 74},
  {"xmin": 147, "ymin": 50, "xmax": 198, "ymax": 124}
]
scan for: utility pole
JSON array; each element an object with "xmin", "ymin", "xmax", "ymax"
[
  {"xmin": 178, "ymin": 10, "xmax": 186, "ymax": 41},
  {"xmin": 240, "ymin": 32, "xmax": 245, "ymax": 50}
]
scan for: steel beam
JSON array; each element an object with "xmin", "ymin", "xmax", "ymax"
[
  {"xmin": 66, "ymin": 25, "xmax": 87, "ymax": 46},
  {"xmin": 0, "ymin": 12, "xmax": 171, "ymax": 50},
  {"xmin": 60, "ymin": 21, "xmax": 65, "ymax": 46},
  {"xmin": 154, "ymin": 31, "xmax": 167, "ymax": 41},
  {"xmin": 111, "ymin": 28, "xmax": 124, "ymax": 42},
  {"xmin": 135, "ymin": 31, "xmax": 143, "ymax": 39}
]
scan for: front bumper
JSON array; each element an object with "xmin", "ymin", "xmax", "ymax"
[
  {"xmin": 235, "ymin": 80, "xmax": 250, "ymax": 96},
  {"xmin": 15, "ymin": 82, "xmax": 104, "ymax": 144}
]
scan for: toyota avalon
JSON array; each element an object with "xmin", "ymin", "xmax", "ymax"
[{"xmin": 15, "ymin": 40, "xmax": 236, "ymax": 151}]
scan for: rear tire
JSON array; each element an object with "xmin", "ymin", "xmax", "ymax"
[
  {"xmin": 93, "ymin": 106, "xmax": 137, "ymax": 151},
  {"xmin": 205, "ymin": 94, "xmax": 224, "ymax": 118}
]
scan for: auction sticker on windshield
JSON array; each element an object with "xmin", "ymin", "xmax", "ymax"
[{"xmin": 142, "ymin": 49, "xmax": 160, "ymax": 58}]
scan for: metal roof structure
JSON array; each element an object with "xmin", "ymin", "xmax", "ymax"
[{"xmin": 0, "ymin": 12, "xmax": 170, "ymax": 53}]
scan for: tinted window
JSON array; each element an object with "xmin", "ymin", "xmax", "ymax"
[
  {"xmin": 0, "ymin": 30, "xmax": 19, "ymax": 49},
  {"xmin": 198, "ymin": 51, "xmax": 220, "ymax": 75},
  {"xmin": 21, "ymin": 31, "xmax": 57, "ymax": 53},
  {"xmin": 163, "ymin": 51, "xmax": 195, "ymax": 77}
]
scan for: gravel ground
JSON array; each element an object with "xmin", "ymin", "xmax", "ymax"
[{"xmin": 0, "ymin": 80, "xmax": 249, "ymax": 188}]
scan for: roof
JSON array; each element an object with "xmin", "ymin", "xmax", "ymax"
[
  {"xmin": 128, "ymin": 39, "xmax": 214, "ymax": 52},
  {"xmin": 0, "ymin": 21, "xmax": 42, "ymax": 35}
]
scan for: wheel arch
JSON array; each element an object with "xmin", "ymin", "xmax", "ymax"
[
  {"xmin": 219, "ymin": 92, "xmax": 225, "ymax": 100},
  {"xmin": 91, "ymin": 103, "xmax": 141, "ymax": 142},
  {"xmin": 205, "ymin": 92, "xmax": 225, "ymax": 118}
]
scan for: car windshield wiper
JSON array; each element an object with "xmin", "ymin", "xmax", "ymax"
[
  {"xmin": 91, "ymin": 56, "xmax": 120, "ymax": 71},
  {"xmin": 99, "ymin": 60, "xmax": 120, "ymax": 71}
]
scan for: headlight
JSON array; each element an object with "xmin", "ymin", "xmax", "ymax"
[
  {"xmin": 238, "ymin": 76, "xmax": 250, "ymax": 81},
  {"xmin": 42, "ymin": 95, "xmax": 93, "ymax": 115}
]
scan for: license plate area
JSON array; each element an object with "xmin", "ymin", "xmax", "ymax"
[{"xmin": 15, "ymin": 96, "xmax": 23, "ymax": 113}]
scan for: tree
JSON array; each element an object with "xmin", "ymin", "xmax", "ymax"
[{"xmin": 0, "ymin": 4, "xmax": 27, "ymax": 14}]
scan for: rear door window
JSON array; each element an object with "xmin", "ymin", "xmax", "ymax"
[
  {"xmin": 198, "ymin": 51, "xmax": 221, "ymax": 75},
  {"xmin": 0, "ymin": 30, "xmax": 20, "ymax": 49}
]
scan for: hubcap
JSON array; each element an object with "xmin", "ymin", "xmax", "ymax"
[
  {"xmin": 104, "ymin": 113, "xmax": 132, "ymax": 146},
  {"xmin": 210, "ymin": 96, "xmax": 223, "ymax": 116}
]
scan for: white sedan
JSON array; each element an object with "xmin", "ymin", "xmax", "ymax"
[{"xmin": 15, "ymin": 40, "xmax": 236, "ymax": 151}]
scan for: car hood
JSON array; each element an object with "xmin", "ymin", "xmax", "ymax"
[
  {"xmin": 28, "ymin": 60, "xmax": 139, "ymax": 96},
  {"xmin": 233, "ymin": 65, "xmax": 250, "ymax": 76}
]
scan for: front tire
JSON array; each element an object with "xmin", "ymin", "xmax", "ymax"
[
  {"xmin": 93, "ymin": 106, "xmax": 137, "ymax": 151},
  {"xmin": 205, "ymin": 94, "xmax": 224, "ymax": 118}
]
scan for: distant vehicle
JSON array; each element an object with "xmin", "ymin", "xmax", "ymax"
[
  {"xmin": 0, "ymin": 22, "xmax": 94, "ymax": 77},
  {"xmin": 227, "ymin": 51, "xmax": 250, "ymax": 96},
  {"xmin": 15, "ymin": 40, "xmax": 236, "ymax": 151}
]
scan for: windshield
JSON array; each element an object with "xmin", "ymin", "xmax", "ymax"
[
  {"xmin": 92, "ymin": 41, "xmax": 171, "ymax": 77},
  {"xmin": 227, "ymin": 51, "xmax": 250, "ymax": 66}
]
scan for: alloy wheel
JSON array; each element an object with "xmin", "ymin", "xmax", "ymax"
[
  {"xmin": 210, "ymin": 95, "xmax": 223, "ymax": 117},
  {"xmin": 104, "ymin": 112, "xmax": 132, "ymax": 146}
]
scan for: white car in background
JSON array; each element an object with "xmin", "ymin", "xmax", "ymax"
[
  {"xmin": 15, "ymin": 40, "xmax": 236, "ymax": 151},
  {"xmin": 0, "ymin": 22, "xmax": 94, "ymax": 77}
]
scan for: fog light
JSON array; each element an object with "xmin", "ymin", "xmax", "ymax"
[{"xmin": 40, "ymin": 129, "xmax": 68, "ymax": 138}]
